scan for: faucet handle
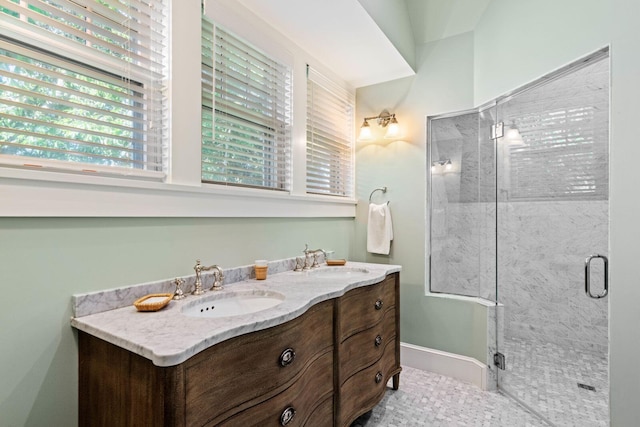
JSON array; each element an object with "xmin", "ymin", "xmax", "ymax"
[
  {"xmin": 302, "ymin": 254, "xmax": 312, "ymax": 271},
  {"xmin": 210, "ymin": 268, "xmax": 224, "ymax": 291},
  {"xmin": 173, "ymin": 278, "xmax": 186, "ymax": 300}
]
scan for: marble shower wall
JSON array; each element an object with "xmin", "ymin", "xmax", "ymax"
[
  {"xmin": 430, "ymin": 111, "xmax": 497, "ymax": 300},
  {"xmin": 498, "ymin": 200, "xmax": 608, "ymax": 355},
  {"xmin": 497, "ymin": 56, "xmax": 609, "ymax": 355},
  {"xmin": 430, "ymin": 202, "xmax": 496, "ymax": 300},
  {"xmin": 432, "ymin": 200, "xmax": 608, "ymax": 355}
]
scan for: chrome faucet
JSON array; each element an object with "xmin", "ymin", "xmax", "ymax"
[
  {"xmin": 192, "ymin": 260, "xmax": 225, "ymax": 295},
  {"xmin": 209, "ymin": 265, "xmax": 225, "ymax": 291},
  {"xmin": 303, "ymin": 244, "xmax": 326, "ymax": 268}
]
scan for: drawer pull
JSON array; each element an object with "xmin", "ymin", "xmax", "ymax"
[
  {"xmin": 279, "ymin": 348, "xmax": 296, "ymax": 367},
  {"xmin": 374, "ymin": 299, "xmax": 383, "ymax": 310},
  {"xmin": 374, "ymin": 335, "xmax": 383, "ymax": 347},
  {"xmin": 375, "ymin": 371, "xmax": 383, "ymax": 384},
  {"xmin": 280, "ymin": 406, "xmax": 296, "ymax": 426}
]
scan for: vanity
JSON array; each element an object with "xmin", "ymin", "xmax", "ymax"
[{"xmin": 72, "ymin": 261, "xmax": 400, "ymax": 426}]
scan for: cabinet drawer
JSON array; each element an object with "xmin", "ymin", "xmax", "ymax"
[
  {"xmin": 304, "ymin": 396, "xmax": 334, "ymax": 427},
  {"xmin": 337, "ymin": 339, "xmax": 398, "ymax": 427},
  {"xmin": 185, "ymin": 300, "xmax": 333, "ymax": 426},
  {"xmin": 338, "ymin": 275, "xmax": 396, "ymax": 342},
  {"xmin": 216, "ymin": 352, "xmax": 334, "ymax": 427},
  {"xmin": 339, "ymin": 307, "xmax": 396, "ymax": 384}
]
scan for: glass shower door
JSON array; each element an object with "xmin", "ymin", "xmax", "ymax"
[
  {"xmin": 495, "ymin": 53, "xmax": 610, "ymax": 426},
  {"xmin": 429, "ymin": 110, "xmax": 496, "ymax": 299}
]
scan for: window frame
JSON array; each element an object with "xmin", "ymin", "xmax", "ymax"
[
  {"xmin": 0, "ymin": 0, "xmax": 357, "ymax": 217},
  {"xmin": 201, "ymin": 20, "xmax": 292, "ymax": 191},
  {"xmin": 0, "ymin": 0, "xmax": 168, "ymax": 179},
  {"xmin": 306, "ymin": 66, "xmax": 355, "ymax": 198}
]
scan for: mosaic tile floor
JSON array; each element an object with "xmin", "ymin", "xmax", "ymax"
[
  {"xmin": 352, "ymin": 366, "xmax": 547, "ymax": 427},
  {"xmin": 500, "ymin": 337, "xmax": 609, "ymax": 427}
]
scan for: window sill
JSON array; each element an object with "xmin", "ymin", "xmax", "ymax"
[{"xmin": 0, "ymin": 168, "xmax": 357, "ymax": 217}]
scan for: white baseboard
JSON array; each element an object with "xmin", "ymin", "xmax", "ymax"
[{"xmin": 400, "ymin": 342, "xmax": 489, "ymax": 390}]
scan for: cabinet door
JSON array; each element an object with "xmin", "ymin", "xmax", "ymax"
[
  {"xmin": 339, "ymin": 307, "xmax": 396, "ymax": 383},
  {"xmin": 338, "ymin": 338, "xmax": 397, "ymax": 427},
  {"xmin": 216, "ymin": 352, "xmax": 334, "ymax": 427},
  {"xmin": 185, "ymin": 300, "xmax": 333, "ymax": 426},
  {"xmin": 336, "ymin": 273, "xmax": 401, "ymax": 427},
  {"xmin": 337, "ymin": 275, "xmax": 396, "ymax": 342}
]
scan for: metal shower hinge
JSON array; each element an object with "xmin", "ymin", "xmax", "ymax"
[
  {"xmin": 494, "ymin": 352, "xmax": 506, "ymax": 370},
  {"xmin": 577, "ymin": 383, "xmax": 596, "ymax": 392},
  {"xmin": 491, "ymin": 122, "xmax": 504, "ymax": 140}
]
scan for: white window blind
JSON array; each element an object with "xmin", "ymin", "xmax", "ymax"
[
  {"xmin": 202, "ymin": 18, "xmax": 291, "ymax": 190},
  {"xmin": 506, "ymin": 57, "xmax": 609, "ymax": 201},
  {"xmin": 306, "ymin": 67, "xmax": 354, "ymax": 197},
  {"xmin": 0, "ymin": 0, "xmax": 167, "ymax": 178}
]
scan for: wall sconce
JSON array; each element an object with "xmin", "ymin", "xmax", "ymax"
[
  {"xmin": 505, "ymin": 122, "xmax": 525, "ymax": 146},
  {"xmin": 431, "ymin": 159, "xmax": 452, "ymax": 172},
  {"xmin": 358, "ymin": 109, "xmax": 400, "ymax": 141}
]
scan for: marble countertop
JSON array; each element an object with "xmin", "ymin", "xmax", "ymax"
[{"xmin": 71, "ymin": 262, "xmax": 401, "ymax": 367}]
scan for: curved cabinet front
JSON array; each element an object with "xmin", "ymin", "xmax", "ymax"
[
  {"xmin": 185, "ymin": 301, "xmax": 333, "ymax": 426},
  {"xmin": 217, "ymin": 352, "xmax": 334, "ymax": 427},
  {"xmin": 339, "ymin": 305, "xmax": 396, "ymax": 384},
  {"xmin": 336, "ymin": 274, "xmax": 401, "ymax": 427},
  {"xmin": 338, "ymin": 338, "xmax": 399, "ymax": 426},
  {"xmin": 337, "ymin": 274, "xmax": 396, "ymax": 342},
  {"xmin": 78, "ymin": 272, "xmax": 400, "ymax": 427}
]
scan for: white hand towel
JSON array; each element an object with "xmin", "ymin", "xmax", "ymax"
[{"xmin": 367, "ymin": 203, "xmax": 393, "ymax": 255}]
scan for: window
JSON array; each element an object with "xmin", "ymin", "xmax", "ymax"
[
  {"xmin": 505, "ymin": 57, "xmax": 609, "ymax": 201},
  {"xmin": 1, "ymin": 2, "xmax": 358, "ymax": 217},
  {"xmin": 306, "ymin": 67, "xmax": 354, "ymax": 197},
  {"xmin": 0, "ymin": 0, "xmax": 168, "ymax": 178},
  {"xmin": 201, "ymin": 17, "xmax": 292, "ymax": 191}
]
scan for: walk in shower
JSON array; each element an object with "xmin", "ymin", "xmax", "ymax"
[{"xmin": 428, "ymin": 50, "xmax": 609, "ymax": 426}]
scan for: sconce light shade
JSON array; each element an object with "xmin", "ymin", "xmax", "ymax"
[
  {"xmin": 358, "ymin": 110, "xmax": 400, "ymax": 141},
  {"xmin": 384, "ymin": 116, "xmax": 400, "ymax": 139},
  {"xmin": 505, "ymin": 125, "xmax": 525, "ymax": 146},
  {"xmin": 432, "ymin": 159, "xmax": 453, "ymax": 173},
  {"xmin": 358, "ymin": 120, "xmax": 373, "ymax": 141}
]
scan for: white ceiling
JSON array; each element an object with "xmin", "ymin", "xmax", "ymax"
[
  {"xmin": 237, "ymin": 0, "xmax": 492, "ymax": 88},
  {"xmin": 238, "ymin": 0, "xmax": 415, "ymax": 88},
  {"xmin": 405, "ymin": 0, "xmax": 492, "ymax": 44}
]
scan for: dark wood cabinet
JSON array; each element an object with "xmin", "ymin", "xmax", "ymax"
[
  {"xmin": 78, "ymin": 273, "xmax": 400, "ymax": 426},
  {"xmin": 335, "ymin": 274, "xmax": 401, "ymax": 427}
]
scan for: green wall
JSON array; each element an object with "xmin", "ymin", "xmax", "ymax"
[
  {"xmin": 356, "ymin": 0, "xmax": 640, "ymax": 423},
  {"xmin": 7, "ymin": 0, "xmax": 640, "ymax": 425},
  {"xmin": 0, "ymin": 217, "xmax": 353, "ymax": 426},
  {"xmin": 354, "ymin": 32, "xmax": 488, "ymax": 363},
  {"xmin": 473, "ymin": 0, "xmax": 609, "ymax": 105}
]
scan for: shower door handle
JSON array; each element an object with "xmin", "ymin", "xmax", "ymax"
[{"xmin": 585, "ymin": 254, "xmax": 608, "ymax": 299}]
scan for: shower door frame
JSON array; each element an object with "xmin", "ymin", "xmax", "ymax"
[
  {"xmin": 493, "ymin": 49, "xmax": 610, "ymax": 426},
  {"xmin": 426, "ymin": 48, "xmax": 611, "ymax": 426}
]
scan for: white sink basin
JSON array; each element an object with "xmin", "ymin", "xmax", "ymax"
[
  {"xmin": 181, "ymin": 291, "xmax": 285, "ymax": 318},
  {"xmin": 307, "ymin": 267, "xmax": 370, "ymax": 279}
]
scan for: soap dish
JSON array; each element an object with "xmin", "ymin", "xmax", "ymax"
[
  {"xmin": 134, "ymin": 293, "xmax": 173, "ymax": 312},
  {"xmin": 326, "ymin": 259, "xmax": 347, "ymax": 266}
]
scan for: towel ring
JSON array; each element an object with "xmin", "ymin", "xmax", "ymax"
[{"xmin": 369, "ymin": 187, "xmax": 389, "ymax": 204}]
